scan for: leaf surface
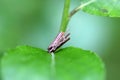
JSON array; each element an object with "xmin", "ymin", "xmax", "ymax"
[
  {"xmin": 80, "ymin": 0, "xmax": 120, "ymax": 17},
  {"xmin": 1, "ymin": 46, "xmax": 105, "ymax": 80}
]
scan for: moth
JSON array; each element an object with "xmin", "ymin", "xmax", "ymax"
[{"xmin": 48, "ymin": 32, "xmax": 70, "ymax": 53}]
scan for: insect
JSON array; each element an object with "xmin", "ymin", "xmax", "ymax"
[{"xmin": 48, "ymin": 32, "xmax": 70, "ymax": 53}]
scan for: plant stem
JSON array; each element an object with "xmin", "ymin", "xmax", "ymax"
[
  {"xmin": 48, "ymin": 0, "xmax": 95, "ymax": 52},
  {"xmin": 59, "ymin": 0, "xmax": 95, "ymax": 32},
  {"xmin": 69, "ymin": 0, "xmax": 95, "ymax": 18},
  {"xmin": 60, "ymin": 0, "xmax": 71, "ymax": 32}
]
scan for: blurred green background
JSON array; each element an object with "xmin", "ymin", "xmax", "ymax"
[{"xmin": 0, "ymin": 0, "xmax": 120, "ymax": 80}]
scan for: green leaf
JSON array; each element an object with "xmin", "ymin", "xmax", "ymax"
[
  {"xmin": 81, "ymin": 0, "xmax": 120, "ymax": 17},
  {"xmin": 1, "ymin": 46, "xmax": 105, "ymax": 80}
]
